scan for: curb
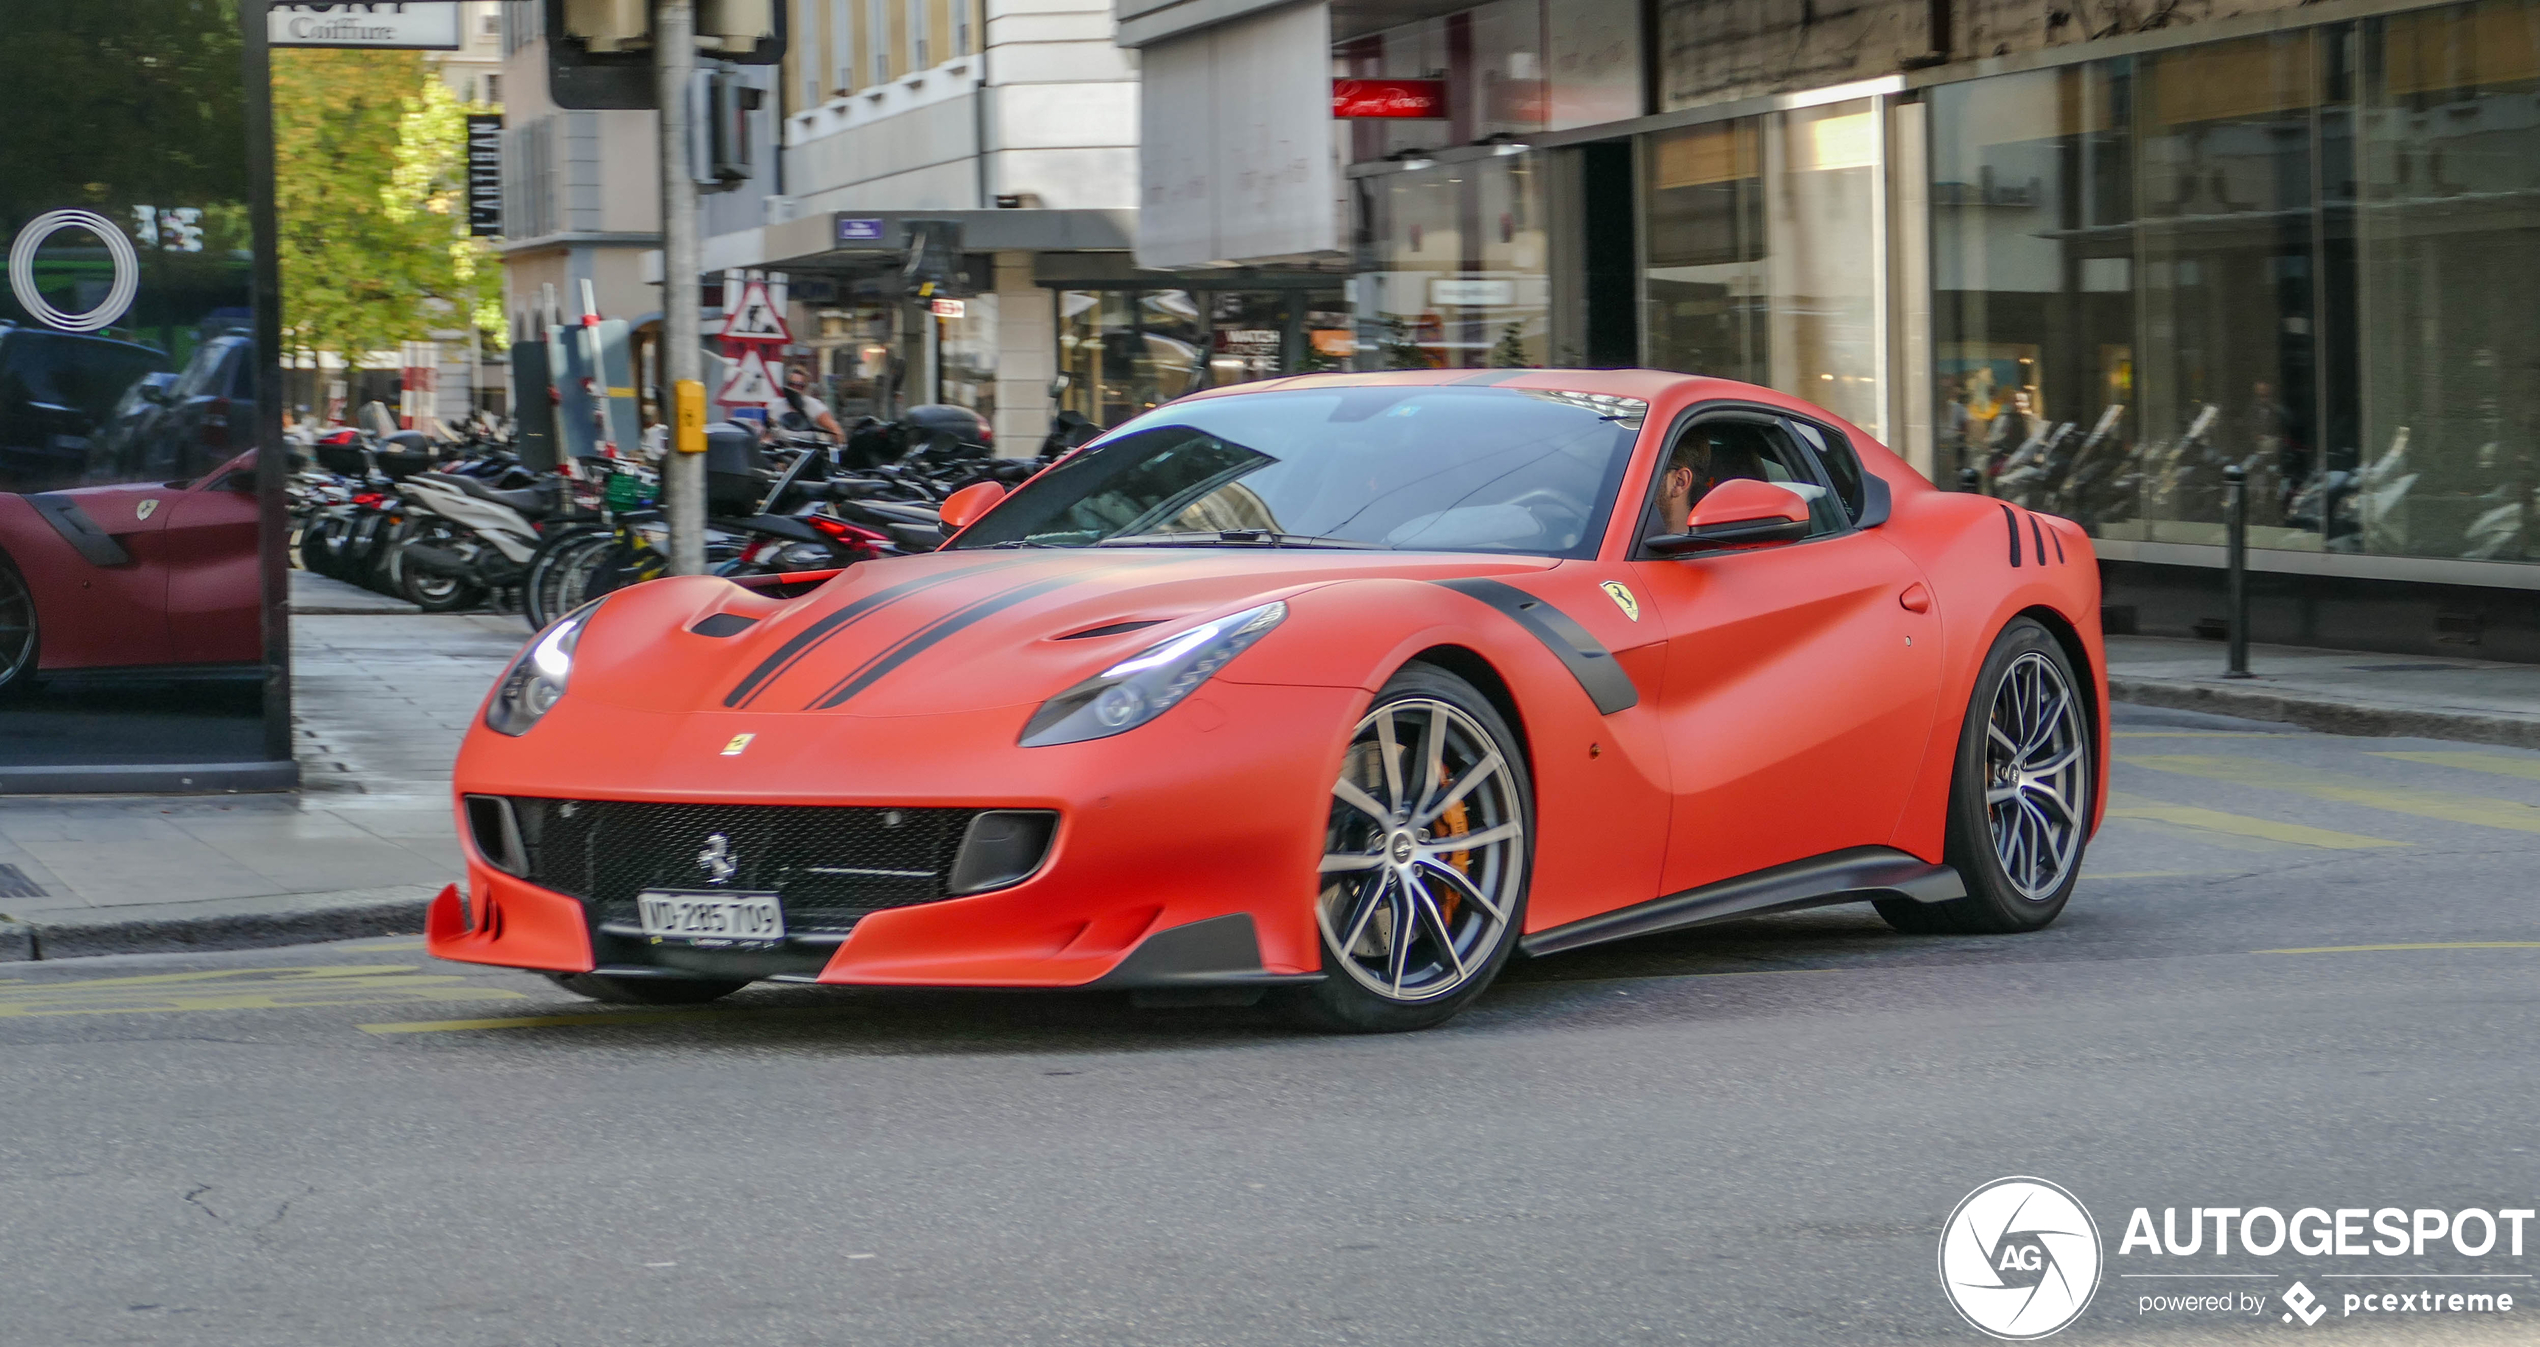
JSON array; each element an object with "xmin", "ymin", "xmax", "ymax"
[
  {"xmin": 2111, "ymin": 676, "xmax": 2540, "ymax": 752},
  {"xmin": 0, "ymin": 885, "xmax": 438, "ymax": 962}
]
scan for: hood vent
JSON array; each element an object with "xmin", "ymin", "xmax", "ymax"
[{"xmin": 1056, "ymin": 618, "xmax": 1168, "ymax": 641}]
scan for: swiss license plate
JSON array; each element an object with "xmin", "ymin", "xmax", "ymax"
[{"xmin": 637, "ymin": 891, "xmax": 785, "ymax": 947}]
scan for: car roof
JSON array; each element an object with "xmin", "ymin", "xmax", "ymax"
[{"xmin": 1169, "ymin": 368, "xmax": 1795, "ymax": 408}]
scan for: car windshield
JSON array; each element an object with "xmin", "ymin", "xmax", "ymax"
[{"xmin": 949, "ymin": 386, "xmax": 1646, "ymax": 558}]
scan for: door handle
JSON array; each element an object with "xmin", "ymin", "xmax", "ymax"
[{"xmin": 1899, "ymin": 583, "xmax": 1932, "ymax": 613}]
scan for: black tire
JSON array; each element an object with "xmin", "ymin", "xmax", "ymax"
[
  {"xmin": 1274, "ymin": 663, "xmax": 1532, "ymax": 1033},
  {"xmin": 296, "ymin": 524, "xmax": 331, "ymax": 576},
  {"xmin": 0, "ymin": 550, "xmax": 40, "ymax": 699},
  {"xmin": 395, "ymin": 521, "xmax": 490, "ymax": 613},
  {"xmin": 522, "ymin": 525, "xmax": 611, "ymax": 630},
  {"xmin": 542, "ymin": 972, "xmax": 750, "ymax": 1005},
  {"xmin": 1877, "ymin": 618, "xmax": 2092, "ymax": 935}
]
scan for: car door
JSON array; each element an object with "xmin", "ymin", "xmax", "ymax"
[
  {"xmin": 159, "ymin": 450, "xmax": 264, "ymax": 665},
  {"xmin": 1622, "ymin": 411, "xmax": 1942, "ymax": 896},
  {"xmin": 11, "ymin": 479, "xmax": 175, "ymax": 669}
]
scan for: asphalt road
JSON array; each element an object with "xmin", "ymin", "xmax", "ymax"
[{"xmin": 3, "ymin": 704, "xmax": 2536, "ymax": 1346}]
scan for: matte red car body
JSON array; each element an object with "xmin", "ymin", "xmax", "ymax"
[
  {"xmin": 429, "ymin": 371, "xmax": 2108, "ymax": 986},
  {"xmin": 0, "ymin": 448, "xmax": 264, "ymax": 671}
]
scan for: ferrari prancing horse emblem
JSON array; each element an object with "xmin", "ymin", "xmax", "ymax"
[
  {"xmin": 136, "ymin": 499, "xmax": 158, "ymax": 521},
  {"xmin": 721, "ymin": 733, "xmax": 755, "ymax": 756},
  {"xmin": 1600, "ymin": 581, "xmax": 1640, "ymax": 622},
  {"xmin": 697, "ymin": 833, "xmax": 737, "ymax": 885}
]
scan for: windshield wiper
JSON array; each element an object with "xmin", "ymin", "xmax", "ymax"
[{"xmin": 1096, "ymin": 530, "xmax": 1387, "ymax": 550}]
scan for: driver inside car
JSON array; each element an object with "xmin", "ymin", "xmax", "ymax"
[{"xmin": 1653, "ymin": 430, "xmax": 1768, "ymax": 534}]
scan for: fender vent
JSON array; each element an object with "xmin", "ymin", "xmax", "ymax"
[
  {"xmin": 2001, "ymin": 504, "xmax": 2023, "ymax": 567},
  {"xmin": 1057, "ymin": 619, "xmax": 1167, "ymax": 641}
]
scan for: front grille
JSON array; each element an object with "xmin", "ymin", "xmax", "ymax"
[{"xmin": 502, "ymin": 798, "xmax": 981, "ymax": 935}]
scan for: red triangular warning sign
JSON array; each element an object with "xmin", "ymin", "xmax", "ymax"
[
  {"xmin": 716, "ymin": 348, "xmax": 782, "ymax": 408},
  {"xmin": 718, "ymin": 280, "xmax": 791, "ymax": 342}
]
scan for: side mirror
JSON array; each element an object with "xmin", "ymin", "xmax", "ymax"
[
  {"xmin": 1646, "ymin": 478, "xmax": 1812, "ymax": 555},
  {"xmin": 938, "ymin": 479, "xmax": 1007, "ymax": 532}
]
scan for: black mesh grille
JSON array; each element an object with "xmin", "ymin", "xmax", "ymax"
[{"xmin": 505, "ymin": 798, "xmax": 980, "ymax": 935}]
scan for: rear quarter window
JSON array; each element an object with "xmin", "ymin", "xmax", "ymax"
[{"xmin": 1786, "ymin": 418, "xmax": 1867, "ymax": 524}]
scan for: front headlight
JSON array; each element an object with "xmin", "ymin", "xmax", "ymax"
[
  {"xmin": 1020, "ymin": 601, "xmax": 1287, "ymax": 747},
  {"xmin": 484, "ymin": 601, "xmax": 600, "ymax": 736}
]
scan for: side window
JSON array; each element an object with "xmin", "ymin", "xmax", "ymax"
[
  {"xmin": 1784, "ymin": 418, "xmax": 1866, "ymax": 522},
  {"xmin": 1648, "ymin": 418, "xmax": 1844, "ymax": 542}
]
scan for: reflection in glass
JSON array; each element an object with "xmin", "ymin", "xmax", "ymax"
[
  {"xmin": 2356, "ymin": 0, "xmax": 2540, "ymax": 561},
  {"xmin": 1641, "ymin": 101, "xmax": 1885, "ymax": 438},
  {"xmin": 1354, "ymin": 155, "xmax": 1548, "ymax": 370}
]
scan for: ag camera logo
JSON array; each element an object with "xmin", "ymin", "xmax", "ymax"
[{"xmin": 1941, "ymin": 1177, "xmax": 2104, "ymax": 1339}]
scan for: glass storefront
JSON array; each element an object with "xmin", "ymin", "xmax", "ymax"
[
  {"xmin": 1056, "ymin": 286, "xmax": 1348, "ymax": 426},
  {"xmin": 1642, "ymin": 99, "xmax": 1887, "ymax": 438},
  {"xmin": 1931, "ymin": 0, "xmax": 2540, "ymax": 564},
  {"xmin": 1352, "ymin": 155, "xmax": 1549, "ymax": 369}
]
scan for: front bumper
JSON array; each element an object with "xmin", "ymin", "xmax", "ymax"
[{"xmin": 426, "ymin": 683, "xmax": 1358, "ymax": 988}]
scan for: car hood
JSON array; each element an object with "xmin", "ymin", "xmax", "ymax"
[{"xmin": 567, "ymin": 547, "xmax": 1558, "ymax": 718}]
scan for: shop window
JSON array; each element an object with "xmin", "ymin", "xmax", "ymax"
[
  {"xmin": 1641, "ymin": 100, "xmax": 1885, "ymax": 437},
  {"xmin": 1354, "ymin": 156, "xmax": 1548, "ymax": 370}
]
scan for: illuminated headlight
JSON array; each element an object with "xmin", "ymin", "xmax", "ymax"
[
  {"xmin": 484, "ymin": 602, "xmax": 599, "ymax": 736},
  {"xmin": 1020, "ymin": 601, "xmax": 1287, "ymax": 747}
]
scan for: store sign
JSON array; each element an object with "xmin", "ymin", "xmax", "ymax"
[
  {"xmin": 930, "ymin": 299, "xmax": 967, "ymax": 319},
  {"xmin": 1333, "ymin": 79, "xmax": 1447, "ymax": 119},
  {"xmin": 465, "ymin": 115, "xmax": 503, "ymax": 238},
  {"xmin": 1431, "ymin": 277, "xmax": 1516, "ymax": 308},
  {"xmin": 268, "ymin": 3, "xmax": 463, "ymax": 50},
  {"xmin": 835, "ymin": 216, "xmax": 888, "ymax": 245},
  {"xmin": 1220, "ymin": 328, "xmax": 1281, "ymax": 354}
]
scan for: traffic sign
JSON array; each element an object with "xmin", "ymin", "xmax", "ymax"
[
  {"xmin": 715, "ymin": 347, "xmax": 783, "ymax": 409},
  {"xmin": 718, "ymin": 278, "xmax": 790, "ymax": 342}
]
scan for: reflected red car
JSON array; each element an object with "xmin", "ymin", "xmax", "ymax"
[
  {"xmin": 0, "ymin": 447, "xmax": 264, "ymax": 691},
  {"xmin": 429, "ymin": 371, "xmax": 2107, "ymax": 1032}
]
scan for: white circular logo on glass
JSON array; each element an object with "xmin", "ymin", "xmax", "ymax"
[
  {"xmin": 9, "ymin": 209, "xmax": 141, "ymax": 334},
  {"xmin": 1939, "ymin": 1177, "xmax": 2102, "ymax": 1340}
]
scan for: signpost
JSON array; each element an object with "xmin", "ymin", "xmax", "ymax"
[{"xmin": 268, "ymin": 2, "xmax": 462, "ymax": 49}]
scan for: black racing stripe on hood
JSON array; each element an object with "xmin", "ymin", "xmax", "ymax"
[
  {"xmin": 806, "ymin": 560, "xmax": 1185, "ymax": 711},
  {"xmin": 724, "ymin": 561, "xmax": 1011, "ymax": 708}
]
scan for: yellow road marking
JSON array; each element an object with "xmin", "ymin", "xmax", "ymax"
[
  {"xmin": 2123, "ymin": 755, "xmax": 2540, "ymax": 834},
  {"xmin": 0, "ymin": 965, "xmax": 527, "ymax": 1018},
  {"xmin": 2257, "ymin": 942, "xmax": 2540, "ymax": 955},
  {"xmin": 2114, "ymin": 731, "xmax": 2298, "ymax": 739},
  {"xmin": 2372, "ymin": 751, "xmax": 2540, "ymax": 783},
  {"xmin": 2102, "ymin": 792, "xmax": 2407, "ymax": 850},
  {"xmin": 362, "ymin": 1006, "xmax": 774, "ymax": 1034}
]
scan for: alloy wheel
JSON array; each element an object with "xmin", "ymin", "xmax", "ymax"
[
  {"xmin": 1983, "ymin": 650, "xmax": 2087, "ymax": 900},
  {"xmin": 0, "ymin": 561, "xmax": 34, "ymax": 687},
  {"xmin": 1320, "ymin": 697, "xmax": 1525, "ymax": 1003}
]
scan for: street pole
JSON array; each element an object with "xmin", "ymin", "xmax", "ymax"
[
  {"xmin": 657, "ymin": 0, "xmax": 706, "ymax": 576},
  {"xmin": 2223, "ymin": 463, "xmax": 2253, "ymax": 678}
]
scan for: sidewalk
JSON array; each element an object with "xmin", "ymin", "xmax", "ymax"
[
  {"xmin": 7, "ymin": 581, "xmax": 2540, "ymax": 960},
  {"xmin": 2107, "ymin": 635, "xmax": 2540, "ymax": 750},
  {"xmin": 0, "ymin": 572, "xmax": 525, "ymax": 959}
]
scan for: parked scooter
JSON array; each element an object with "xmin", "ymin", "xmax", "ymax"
[{"xmin": 392, "ymin": 456, "xmax": 568, "ymax": 612}]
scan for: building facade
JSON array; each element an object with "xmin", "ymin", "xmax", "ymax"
[{"xmin": 1119, "ymin": 0, "xmax": 2540, "ymax": 660}]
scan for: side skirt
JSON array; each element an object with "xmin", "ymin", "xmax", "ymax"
[{"xmin": 1519, "ymin": 847, "xmax": 1965, "ymax": 959}]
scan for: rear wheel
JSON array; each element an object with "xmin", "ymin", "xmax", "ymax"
[
  {"xmin": 542, "ymin": 972, "xmax": 749, "ymax": 1005},
  {"xmin": 1275, "ymin": 664, "xmax": 1531, "ymax": 1033},
  {"xmin": 395, "ymin": 520, "xmax": 489, "ymax": 613},
  {"xmin": 0, "ymin": 552, "xmax": 40, "ymax": 698},
  {"xmin": 1877, "ymin": 618, "xmax": 2092, "ymax": 935}
]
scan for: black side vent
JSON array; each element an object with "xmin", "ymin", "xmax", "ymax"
[
  {"xmin": 2002, "ymin": 504, "xmax": 2023, "ymax": 567},
  {"xmin": 2029, "ymin": 513, "xmax": 2048, "ymax": 565}
]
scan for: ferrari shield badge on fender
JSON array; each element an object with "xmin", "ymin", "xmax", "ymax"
[
  {"xmin": 721, "ymin": 733, "xmax": 755, "ymax": 756},
  {"xmin": 135, "ymin": 499, "xmax": 158, "ymax": 521},
  {"xmin": 1600, "ymin": 581, "xmax": 1640, "ymax": 622}
]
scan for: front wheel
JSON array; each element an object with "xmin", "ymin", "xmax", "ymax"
[
  {"xmin": 1877, "ymin": 618, "xmax": 2093, "ymax": 935},
  {"xmin": 542, "ymin": 972, "xmax": 749, "ymax": 1005},
  {"xmin": 1274, "ymin": 664, "xmax": 1532, "ymax": 1033},
  {"xmin": 0, "ymin": 551, "xmax": 40, "ymax": 698}
]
